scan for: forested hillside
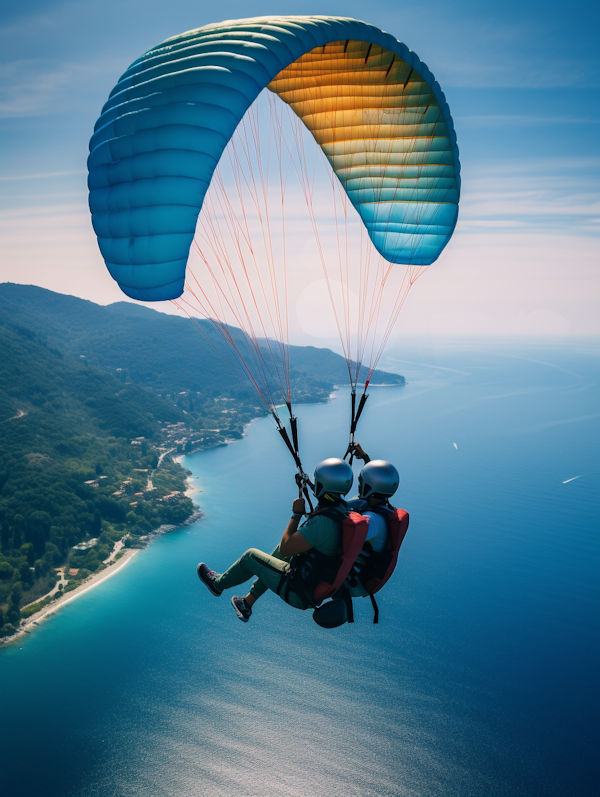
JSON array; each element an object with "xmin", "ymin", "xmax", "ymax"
[
  {"xmin": 0, "ymin": 324, "xmax": 194, "ymax": 637},
  {"xmin": 0, "ymin": 283, "xmax": 405, "ymax": 638},
  {"xmin": 0, "ymin": 284, "xmax": 404, "ymax": 398}
]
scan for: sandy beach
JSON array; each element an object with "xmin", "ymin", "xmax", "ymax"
[
  {"xmin": 0, "ymin": 468, "xmax": 203, "ymax": 648},
  {"xmin": 1, "ymin": 549, "xmax": 140, "ymax": 647}
]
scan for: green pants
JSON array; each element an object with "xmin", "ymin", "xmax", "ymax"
[{"xmin": 214, "ymin": 546, "xmax": 307, "ymax": 610}]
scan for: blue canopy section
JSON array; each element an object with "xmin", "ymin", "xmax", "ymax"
[{"xmin": 88, "ymin": 16, "xmax": 460, "ymax": 301}]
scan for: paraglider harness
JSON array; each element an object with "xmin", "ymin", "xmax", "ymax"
[
  {"xmin": 277, "ymin": 500, "xmax": 408, "ymax": 626},
  {"xmin": 345, "ymin": 502, "xmax": 409, "ymax": 622},
  {"xmin": 273, "ymin": 408, "xmax": 370, "ymax": 612},
  {"xmin": 274, "ymin": 401, "xmax": 408, "ymax": 625},
  {"xmin": 277, "ymin": 500, "xmax": 369, "ymax": 611}
]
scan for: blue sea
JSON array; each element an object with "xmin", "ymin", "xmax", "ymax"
[{"xmin": 1, "ymin": 338, "xmax": 598, "ymax": 797}]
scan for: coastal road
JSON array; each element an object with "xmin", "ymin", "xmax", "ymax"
[
  {"xmin": 146, "ymin": 447, "xmax": 176, "ymax": 491},
  {"xmin": 21, "ymin": 568, "xmax": 66, "ymax": 611}
]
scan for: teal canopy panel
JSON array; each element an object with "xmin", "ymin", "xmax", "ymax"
[{"xmin": 88, "ymin": 15, "xmax": 461, "ymax": 300}]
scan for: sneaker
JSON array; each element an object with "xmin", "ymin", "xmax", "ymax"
[
  {"xmin": 197, "ymin": 562, "xmax": 222, "ymax": 596},
  {"xmin": 231, "ymin": 595, "xmax": 252, "ymax": 623}
]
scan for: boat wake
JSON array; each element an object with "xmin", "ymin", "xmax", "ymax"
[{"xmin": 562, "ymin": 474, "xmax": 587, "ymax": 484}]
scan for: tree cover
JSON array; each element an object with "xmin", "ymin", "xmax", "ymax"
[
  {"xmin": 0, "ymin": 323, "xmax": 193, "ymax": 636},
  {"xmin": 0, "ymin": 284, "xmax": 403, "ymax": 400},
  {"xmin": 0, "ymin": 284, "xmax": 404, "ymax": 637}
]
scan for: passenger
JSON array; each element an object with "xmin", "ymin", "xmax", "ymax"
[
  {"xmin": 345, "ymin": 443, "xmax": 400, "ymax": 598},
  {"xmin": 196, "ymin": 458, "xmax": 353, "ymax": 622}
]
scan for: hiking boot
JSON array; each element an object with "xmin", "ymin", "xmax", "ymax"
[
  {"xmin": 197, "ymin": 562, "xmax": 222, "ymax": 596},
  {"xmin": 231, "ymin": 595, "xmax": 252, "ymax": 622}
]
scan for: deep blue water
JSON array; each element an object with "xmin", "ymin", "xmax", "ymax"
[{"xmin": 1, "ymin": 338, "xmax": 598, "ymax": 797}]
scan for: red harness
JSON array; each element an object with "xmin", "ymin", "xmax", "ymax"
[
  {"xmin": 312, "ymin": 510, "xmax": 369, "ymax": 604},
  {"xmin": 360, "ymin": 507, "xmax": 409, "ymax": 597},
  {"xmin": 287, "ymin": 506, "xmax": 407, "ymax": 625}
]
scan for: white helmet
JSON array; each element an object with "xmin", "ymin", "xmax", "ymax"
[
  {"xmin": 313, "ymin": 458, "xmax": 353, "ymax": 499},
  {"xmin": 358, "ymin": 460, "xmax": 399, "ymax": 500}
]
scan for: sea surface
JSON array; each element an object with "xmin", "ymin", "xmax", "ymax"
[{"xmin": 1, "ymin": 337, "xmax": 598, "ymax": 797}]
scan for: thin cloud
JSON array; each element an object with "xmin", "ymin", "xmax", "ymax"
[
  {"xmin": 0, "ymin": 203, "xmax": 87, "ymax": 224},
  {"xmin": 0, "ymin": 170, "xmax": 86, "ymax": 181},
  {"xmin": 466, "ymin": 157, "xmax": 600, "ymax": 176},
  {"xmin": 457, "ymin": 220, "xmax": 528, "ymax": 229},
  {"xmin": 457, "ymin": 159, "xmax": 600, "ymax": 234},
  {"xmin": 0, "ymin": 59, "xmax": 72, "ymax": 117},
  {"xmin": 418, "ymin": 15, "xmax": 599, "ymax": 89},
  {"xmin": 0, "ymin": 56, "xmax": 120, "ymax": 118},
  {"xmin": 458, "ymin": 115, "xmax": 600, "ymax": 127}
]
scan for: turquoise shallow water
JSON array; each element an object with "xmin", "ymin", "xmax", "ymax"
[{"xmin": 1, "ymin": 338, "xmax": 598, "ymax": 797}]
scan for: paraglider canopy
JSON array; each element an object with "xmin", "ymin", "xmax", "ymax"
[{"xmin": 88, "ymin": 15, "xmax": 460, "ymax": 302}]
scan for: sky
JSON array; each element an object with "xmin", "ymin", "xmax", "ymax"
[{"xmin": 0, "ymin": 0, "xmax": 599, "ymax": 342}]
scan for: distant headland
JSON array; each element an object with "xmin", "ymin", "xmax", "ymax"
[{"xmin": 0, "ymin": 283, "xmax": 404, "ymax": 644}]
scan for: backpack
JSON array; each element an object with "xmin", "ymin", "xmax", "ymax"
[
  {"xmin": 281, "ymin": 507, "xmax": 369, "ymax": 611},
  {"xmin": 344, "ymin": 504, "xmax": 409, "ymax": 624}
]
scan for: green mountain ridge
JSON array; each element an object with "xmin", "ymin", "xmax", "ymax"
[
  {"xmin": 0, "ymin": 323, "xmax": 195, "ymax": 636},
  {"xmin": 0, "ymin": 283, "xmax": 405, "ymax": 637},
  {"xmin": 0, "ymin": 283, "xmax": 404, "ymax": 399}
]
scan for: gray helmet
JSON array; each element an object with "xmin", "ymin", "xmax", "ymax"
[
  {"xmin": 358, "ymin": 460, "xmax": 399, "ymax": 500},
  {"xmin": 313, "ymin": 458, "xmax": 354, "ymax": 499}
]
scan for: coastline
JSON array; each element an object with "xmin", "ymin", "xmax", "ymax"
[
  {"xmin": 1, "ymin": 483, "xmax": 203, "ymax": 648},
  {"xmin": 1, "ymin": 548, "xmax": 140, "ymax": 647},
  {"xmin": 1, "ymin": 387, "xmax": 378, "ymax": 649}
]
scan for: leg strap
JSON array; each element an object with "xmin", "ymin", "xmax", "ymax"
[
  {"xmin": 341, "ymin": 588, "xmax": 354, "ymax": 623},
  {"xmin": 369, "ymin": 594, "xmax": 379, "ymax": 624}
]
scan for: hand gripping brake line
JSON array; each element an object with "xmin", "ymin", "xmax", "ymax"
[{"xmin": 344, "ymin": 387, "xmax": 369, "ymax": 465}]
